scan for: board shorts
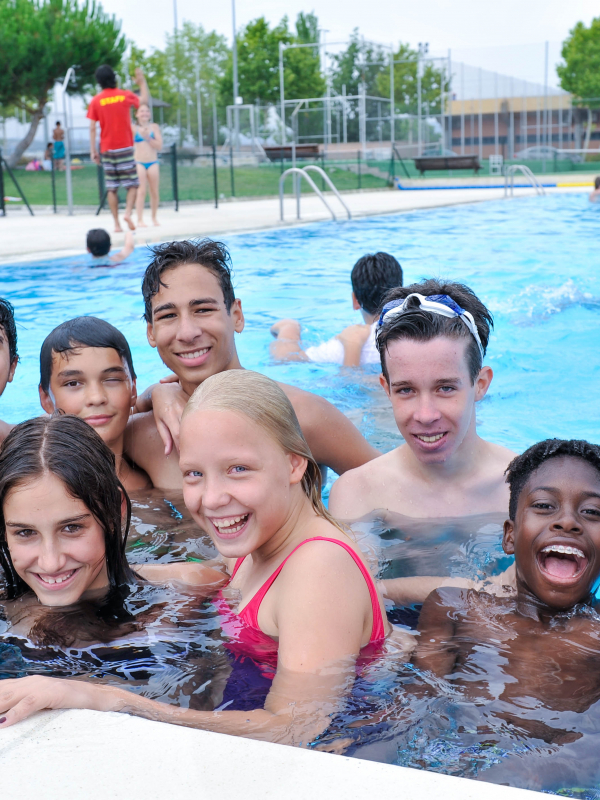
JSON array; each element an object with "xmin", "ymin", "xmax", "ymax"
[
  {"xmin": 101, "ymin": 146, "xmax": 139, "ymax": 191},
  {"xmin": 53, "ymin": 141, "xmax": 65, "ymax": 159}
]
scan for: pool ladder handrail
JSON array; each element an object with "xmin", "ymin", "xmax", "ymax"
[
  {"xmin": 504, "ymin": 164, "xmax": 546, "ymax": 197},
  {"xmin": 279, "ymin": 166, "xmax": 352, "ymax": 222}
]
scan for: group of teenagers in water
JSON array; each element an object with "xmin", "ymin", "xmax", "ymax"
[{"xmin": 0, "ymin": 237, "xmax": 598, "ymax": 751}]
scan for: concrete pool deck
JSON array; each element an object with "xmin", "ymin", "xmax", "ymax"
[
  {"xmin": 0, "ymin": 708, "xmax": 547, "ymax": 800},
  {"xmin": 0, "ymin": 181, "xmax": 590, "ymax": 263}
]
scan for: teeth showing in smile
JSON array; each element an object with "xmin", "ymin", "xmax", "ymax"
[
  {"xmin": 179, "ymin": 348, "xmax": 209, "ymax": 360},
  {"xmin": 38, "ymin": 570, "xmax": 75, "ymax": 585},
  {"xmin": 416, "ymin": 433, "xmax": 445, "ymax": 443},
  {"xmin": 211, "ymin": 514, "xmax": 249, "ymax": 534},
  {"xmin": 541, "ymin": 544, "xmax": 585, "ymax": 559}
]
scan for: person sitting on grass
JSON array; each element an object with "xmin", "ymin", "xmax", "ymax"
[
  {"xmin": 86, "ymin": 229, "xmax": 134, "ymax": 267},
  {"xmin": 0, "ymin": 371, "xmax": 410, "ymax": 745},
  {"xmin": 328, "ymin": 279, "xmax": 516, "ymax": 521},
  {"xmin": 127, "ymin": 239, "xmax": 379, "ymax": 490},
  {"xmin": 0, "ymin": 299, "xmax": 18, "ymax": 444},
  {"xmin": 38, "ymin": 317, "xmax": 150, "ymax": 493},
  {"xmin": 270, "ymin": 252, "xmax": 403, "ymax": 368}
]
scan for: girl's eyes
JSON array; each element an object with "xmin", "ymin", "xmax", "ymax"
[
  {"xmin": 13, "ymin": 528, "xmax": 36, "ymax": 538},
  {"xmin": 185, "ymin": 470, "xmax": 203, "ymax": 478},
  {"xmin": 63, "ymin": 524, "xmax": 83, "ymax": 533},
  {"xmin": 229, "ymin": 465, "xmax": 248, "ymax": 474}
]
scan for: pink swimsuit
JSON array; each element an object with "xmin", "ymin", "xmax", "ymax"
[{"xmin": 213, "ymin": 536, "xmax": 387, "ymax": 679}]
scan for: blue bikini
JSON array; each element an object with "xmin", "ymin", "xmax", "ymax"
[{"xmin": 134, "ymin": 129, "xmax": 158, "ymax": 169}]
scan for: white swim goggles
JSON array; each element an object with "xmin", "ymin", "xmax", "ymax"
[{"xmin": 376, "ymin": 293, "xmax": 485, "ymax": 359}]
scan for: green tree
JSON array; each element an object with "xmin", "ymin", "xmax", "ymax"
[
  {"xmin": 557, "ymin": 18, "xmax": 600, "ymax": 151},
  {"xmin": 219, "ymin": 14, "xmax": 324, "ymax": 107},
  {"xmin": 0, "ymin": 0, "xmax": 126, "ymax": 166},
  {"xmin": 375, "ymin": 43, "xmax": 449, "ymax": 116}
]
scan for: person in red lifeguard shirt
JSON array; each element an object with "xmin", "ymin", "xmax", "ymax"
[{"xmin": 88, "ymin": 65, "xmax": 150, "ymax": 233}]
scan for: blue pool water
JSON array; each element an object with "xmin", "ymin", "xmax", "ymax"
[
  {"xmin": 2, "ymin": 192, "xmax": 600, "ymax": 456},
  {"xmin": 2, "ymin": 193, "xmax": 600, "ymax": 795}
]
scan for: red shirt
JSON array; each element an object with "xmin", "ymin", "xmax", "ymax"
[{"xmin": 87, "ymin": 88, "xmax": 140, "ymax": 153}]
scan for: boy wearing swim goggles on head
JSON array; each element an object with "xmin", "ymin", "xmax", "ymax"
[{"xmin": 329, "ymin": 279, "xmax": 516, "ymax": 521}]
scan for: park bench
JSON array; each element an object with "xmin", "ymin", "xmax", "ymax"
[
  {"xmin": 413, "ymin": 155, "xmax": 481, "ymax": 175},
  {"xmin": 264, "ymin": 144, "xmax": 320, "ymax": 161}
]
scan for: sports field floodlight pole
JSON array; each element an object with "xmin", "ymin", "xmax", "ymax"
[
  {"xmin": 231, "ymin": 0, "xmax": 240, "ymax": 151},
  {"xmin": 62, "ymin": 66, "xmax": 76, "ymax": 216},
  {"xmin": 279, "ymin": 41, "xmax": 286, "ymax": 146}
]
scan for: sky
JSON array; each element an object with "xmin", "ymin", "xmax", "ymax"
[{"xmin": 99, "ymin": 0, "xmax": 599, "ymax": 89}]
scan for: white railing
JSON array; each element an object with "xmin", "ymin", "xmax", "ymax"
[
  {"xmin": 504, "ymin": 165, "xmax": 546, "ymax": 197},
  {"xmin": 279, "ymin": 166, "xmax": 352, "ymax": 222}
]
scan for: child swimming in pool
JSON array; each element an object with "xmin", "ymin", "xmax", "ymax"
[
  {"xmin": 270, "ymin": 252, "xmax": 403, "ymax": 367},
  {"xmin": 86, "ymin": 228, "xmax": 134, "ymax": 267},
  {"xmin": 0, "ymin": 299, "xmax": 18, "ymax": 444},
  {"xmin": 0, "ymin": 371, "xmax": 409, "ymax": 744},
  {"xmin": 0, "ymin": 414, "xmax": 227, "ymax": 648},
  {"xmin": 39, "ymin": 317, "xmax": 151, "ymax": 492}
]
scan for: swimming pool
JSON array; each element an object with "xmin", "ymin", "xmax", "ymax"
[{"xmin": 2, "ymin": 193, "xmax": 600, "ymax": 795}]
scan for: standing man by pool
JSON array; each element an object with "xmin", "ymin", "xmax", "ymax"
[
  {"xmin": 88, "ymin": 65, "xmax": 149, "ymax": 233},
  {"xmin": 52, "ymin": 121, "xmax": 65, "ymax": 171},
  {"xmin": 328, "ymin": 280, "xmax": 516, "ymax": 520},
  {"xmin": 126, "ymin": 239, "xmax": 379, "ymax": 490}
]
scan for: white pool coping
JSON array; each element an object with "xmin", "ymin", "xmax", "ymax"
[{"xmin": 0, "ymin": 708, "xmax": 546, "ymax": 799}]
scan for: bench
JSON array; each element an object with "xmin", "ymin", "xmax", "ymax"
[
  {"xmin": 264, "ymin": 144, "xmax": 320, "ymax": 161},
  {"xmin": 413, "ymin": 155, "xmax": 481, "ymax": 175}
]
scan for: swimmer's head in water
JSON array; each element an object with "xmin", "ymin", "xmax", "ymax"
[
  {"xmin": 142, "ymin": 238, "xmax": 235, "ymax": 322},
  {"xmin": 86, "ymin": 228, "xmax": 111, "ymax": 257},
  {"xmin": 95, "ymin": 64, "xmax": 117, "ymax": 90},
  {"xmin": 376, "ymin": 279, "xmax": 493, "ymax": 385},
  {"xmin": 595, "ymin": 176, "xmax": 600, "ymax": 190},
  {"xmin": 0, "ymin": 414, "xmax": 135, "ymax": 601},
  {"xmin": 0, "ymin": 298, "xmax": 18, "ymax": 398},
  {"xmin": 504, "ymin": 439, "xmax": 600, "ymax": 609},
  {"xmin": 351, "ymin": 252, "xmax": 403, "ymax": 315},
  {"xmin": 182, "ymin": 370, "xmax": 343, "ymax": 537}
]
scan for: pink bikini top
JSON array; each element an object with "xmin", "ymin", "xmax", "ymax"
[{"xmin": 213, "ymin": 536, "xmax": 387, "ymax": 678}]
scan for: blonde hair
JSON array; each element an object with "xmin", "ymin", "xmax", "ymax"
[{"xmin": 183, "ymin": 370, "xmax": 344, "ymax": 531}]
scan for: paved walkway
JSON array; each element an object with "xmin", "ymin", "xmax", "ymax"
[{"xmin": 0, "ymin": 182, "xmax": 588, "ymax": 264}]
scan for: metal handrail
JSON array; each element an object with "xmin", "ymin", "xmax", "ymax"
[
  {"xmin": 301, "ymin": 165, "xmax": 352, "ymax": 219},
  {"xmin": 504, "ymin": 164, "xmax": 545, "ymax": 198},
  {"xmin": 279, "ymin": 167, "xmax": 337, "ymax": 222}
]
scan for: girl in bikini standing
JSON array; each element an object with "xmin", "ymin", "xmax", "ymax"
[
  {"xmin": 0, "ymin": 371, "xmax": 409, "ymax": 745},
  {"xmin": 132, "ymin": 103, "xmax": 162, "ymax": 227}
]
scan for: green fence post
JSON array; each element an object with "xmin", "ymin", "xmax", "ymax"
[
  {"xmin": 229, "ymin": 144, "xmax": 235, "ymax": 197},
  {"xmin": 0, "ymin": 149, "xmax": 5, "ymax": 217},
  {"xmin": 51, "ymin": 156, "xmax": 57, "ymax": 213},
  {"xmin": 357, "ymin": 150, "xmax": 362, "ymax": 189},
  {"xmin": 170, "ymin": 143, "xmax": 179, "ymax": 211},
  {"xmin": 212, "ymin": 144, "xmax": 219, "ymax": 209}
]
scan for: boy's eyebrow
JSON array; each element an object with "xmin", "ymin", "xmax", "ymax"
[
  {"xmin": 153, "ymin": 297, "xmax": 220, "ymax": 315},
  {"xmin": 390, "ymin": 377, "xmax": 461, "ymax": 388},
  {"xmin": 56, "ymin": 366, "xmax": 127, "ymax": 378},
  {"xmin": 530, "ymin": 486, "xmax": 600, "ymax": 499}
]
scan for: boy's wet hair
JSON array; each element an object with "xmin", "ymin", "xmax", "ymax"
[
  {"xmin": 506, "ymin": 439, "xmax": 600, "ymax": 520},
  {"xmin": 0, "ymin": 414, "xmax": 136, "ymax": 600},
  {"xmin": 351, "ymin": 252, "xmax": 403, "ymax": 315},
  {"xmin": 40, "ymin": 316, "xmax": 136, "ymax": 393},
  {"xmin": 377, "ymin": 278, "xmax": 493, "ymax": 385},
  {"xmin": 95, "ymin": 64, "xmax": 117, "ymax": 90},
  {"xmin": 0, "ymin": 298, "xmax": 18, "ymax": 364},
  {"xmin": 87, "ymin": 228, "xmax": 112, "ymax": 257},
  {"xmin": 142, "ymin": 238, "xmax": 235, "ymax": 322}
]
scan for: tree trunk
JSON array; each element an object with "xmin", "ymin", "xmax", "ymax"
[
  {"xmin": 584, "ymin": 106, "xmax": 593, "ymax": 154},
  {"xmin": 5, "ymin": 105, "xmax": 46, "ymax": 168}
]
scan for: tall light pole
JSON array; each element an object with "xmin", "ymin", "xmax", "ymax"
[
  {"xmin": 232, "ymin": 0, "xmax": 240, "ymax": 150},
  {"xmin": 173, "ymin": 0, "xmax": 181, "ymax": 144},
  {"xmin": 62, "ymin": 66, "xmax": 76, "ymax": 216}
]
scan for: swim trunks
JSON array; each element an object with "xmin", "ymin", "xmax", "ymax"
[
  {"xmin": 305, "ymin": 322, "xmax": 379, "ymax": 365},
  {"xmin": 53, "ymin": 141, "xmax": 65, "ymax": 160},
  {"xmin": 101, "ymin": 147, "xmax": 139, "ymax": 191}
]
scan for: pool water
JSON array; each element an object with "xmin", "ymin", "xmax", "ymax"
[{"xmin": 2, "ymin": 193, "xmax": 600, "ymax": 795}]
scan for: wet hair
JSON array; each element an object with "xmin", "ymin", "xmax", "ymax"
[
  {"xmin": 40, "ymin": 316, "xmax": 136, "ymax": 393},
  {"xmin": 0, "ymin": 414, "xmax": 136, "ymax": 601},
  {"xmin": 595, "ymin": 177, "xmax": 600, "ymax": 190},
  {"xmin": 506, "ymin": 439, "xmax": 600, "ymax": 521},
  {"xmin": 351, "ymin": 252, "xmax": 403, "ymax": 315},
  {"xmin": 87, "ymin": 228, "xmax": 111, "ymax": 257},
  {"xmin": 183, "ymin": 370, "xmax": 344, "ymax": 533},
  {"xmin": 0, "ymin": 298, "xmax": 18, "ymax": 364},
  {"xmin": 142, "ymin": 239, "xmax": 235, "ymax": 322},
  {"xmin": 95, "ymin": 64, "xmax": 117, "ymax": 90},
  {"xmin": 376, "ymin": 278, "xmax": 493, "ymax": 385}
]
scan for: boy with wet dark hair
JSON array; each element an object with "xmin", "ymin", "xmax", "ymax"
[
  {"xmin": 0, "ymin": 298, "xmax": 18, "ymax": 443},
  {"xmin": 39, "ymin": 316, "xmax": 150, "ymax": 492},
  {"xmin": 128, "ymin": 238, "xmax": 379, "ymax": 489},
  {"xmin": 329, "ymin": 278, "xmax": 515, "ymax": 520},
  {"xmin": 270, "ymin": 252, "xmax": 403, "ymax": 367},
  {"xmin": 411, "ymin": 439, "xmax": 600, "ymax": 789},
  {"xmin": 86, "ymin": 228, "xmax": 134, "ymax": 266}
]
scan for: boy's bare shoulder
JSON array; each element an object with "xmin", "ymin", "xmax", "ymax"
[
  {"xmin": 125, "ymin": 412, "xmax": 181, "ymax": 490},
  {"xmin": 328, "ymin": 449, "xmax": 400, "ymax": 519}
]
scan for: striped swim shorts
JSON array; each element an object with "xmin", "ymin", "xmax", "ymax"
[{"xmin": 101, "ymin": 146, "xmax": 139, "ymax": 191}]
